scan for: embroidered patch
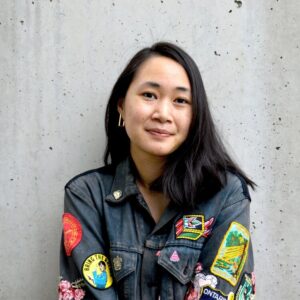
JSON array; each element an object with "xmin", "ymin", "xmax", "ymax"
[
  {"xmin": 176, "ymin": 215, "xmax": 205, "ymax": 240},
  {"xmin": 203, "ymin": 217, "xmax": 215, "ymax": 238},
  {"xmin": 235, "ymin": 273, "xmax": 255, "ymax": 300},
  {"xmin": 170, "ymin": 250, "xmax": 180, "ymax": 262},
  {"xmin": 199, "ymin": 287, "xmax": 234, "ymax": 300},
  {"xmin": 210, "ymin": 222, "xmax": 250, "ymax": 286},
  {"xmin": 185, "ymin": 271, "xmax": 218, "ymax": 300},
  {"xmin": 82, "ymin": 253, "xmax": 113, "ymax": 289},
  {"xmin": 58, "ymin": 278, "xmax": 85, "ymax": 300},
  {"xmin": 197, "ymin": 273, "xmax": 218, "ymax": 289},
  {"xmin": 63, "ymin": 213, "xmax": 82, "ymax": 256},
  {"xmin": 112, "ymin": 255, "xmax": 123, "ymax": 271}
]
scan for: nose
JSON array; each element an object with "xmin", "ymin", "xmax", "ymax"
[{"xmin": 151, "ymin": 99, "xmax": 172, "ymax": 123}]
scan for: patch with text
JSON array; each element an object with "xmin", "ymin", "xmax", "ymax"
[
  {"xmin": 199, "ymin": 286, "xmax": 234, "ymax": 300},
  {"xmin": 82, "ymin": 253, "xmax": 113, "ymax": 289},
  {"xmin": 63, "ymin": 213, "xmax": 82, "ymax": 256}
]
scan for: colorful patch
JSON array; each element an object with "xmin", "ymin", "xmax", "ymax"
[
  {"xmin": 185, "ymin": 271, "xmax": 218, "ymax": 300},
  {"xmin": 170, "ymin": 250, "xmax": 180, "ymax": 262},
  {"xmin": 210, "ymin": 222, "xmax": 250, "ymax": 286},
  {"xmin": 63, "ymin": 213, "xmax": 82, "ymax": 256},
  {"xmin": 176, "ymin": 215, "xmax": 205, "ymax": 240},
  {"xmin": 82, "ymin": 253, "xmax": 113, "ymax": 289},
  {"xmin": 235, "ymin": 273, "xmax": 255, "ymax": 300},
  {"xmin": 199, "ymin": 287, "xmax": 234, "ymax": 300}
]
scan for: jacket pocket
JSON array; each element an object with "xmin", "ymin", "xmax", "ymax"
[
  {"xmin": 109, "ymin": 248, "xmax": 138, "ymax": 282},
  {"xmin": 157, "ymin": 246, "xmax": 200, "ymax": 285},
  {"xmin": 109, "ymin": 248, "xmax": 139, "ymax": 299}
]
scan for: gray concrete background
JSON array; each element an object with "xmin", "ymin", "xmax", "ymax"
[{"xmin": 0, "ymin": 0, "xmax": 299, "ymax": 299}]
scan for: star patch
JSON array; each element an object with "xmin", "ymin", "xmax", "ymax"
[
  {"xmin": 235, "ymin": 273, "xmax": 255, "ymax": 300},
  {"xmin": 199, "ymin": 287, "xmax": 234, "ymax": 300},
  {"xmin": 82, "ymin": 253, "xmax": 113, "ymax": 289},
  {"xmin": 176, "ymin": 215, "xmax": 205, "ymax": 240},
  {"xmin": 210, "ymin": 222, "xmax": 250, "ymax": 286},
  {"xmin": 63, "ymin": 213, "xmax": 82, "ymax": 256}
]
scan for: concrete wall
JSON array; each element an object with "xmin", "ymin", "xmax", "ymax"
[{"xmin": 1, "ymin": 0, "xmax": 299, "ymax": 299}]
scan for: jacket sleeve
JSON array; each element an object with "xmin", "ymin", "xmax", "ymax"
[
  {"xmin": 185, "ymin": 177, "xmax": 255, "ymax": 299},
  {"xmin": 59, "ymin": 179, "xmax": 118, "ymax": 300}
]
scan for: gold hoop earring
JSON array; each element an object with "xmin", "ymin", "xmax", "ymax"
[{"xmin": 118, "ymin": 113, "xmax": 125, "ymax": 127}]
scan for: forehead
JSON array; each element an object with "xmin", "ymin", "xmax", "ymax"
[{"xmin": 132, "ymin": 56, "xmax": 191, "ymax": 88}]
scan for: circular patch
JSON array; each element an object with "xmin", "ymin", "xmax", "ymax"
[
  {"xmin": 82, "ymin": 253, "xmax": 113, "ymax": 289},
  {"xmin": 63, "ymin": 213, "xmax": 82, "ymax": 256}
]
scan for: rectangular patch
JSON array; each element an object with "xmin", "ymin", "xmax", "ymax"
[
  {"xmin": 176, "ymin": 215, "xmax": 204, "ymax": 241},
  {"xmin": 210, "ymin": 222, "xmax": 250, "ymax": 286}
]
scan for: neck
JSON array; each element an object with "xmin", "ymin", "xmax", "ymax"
[{"xmin": 130, "ymin": 148, "xmax": 166, "ymax": 189}]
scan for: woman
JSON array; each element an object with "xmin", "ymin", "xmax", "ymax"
[{"xmin": 59, "ymin": 42, "xmax": 256, "ymax": 300}]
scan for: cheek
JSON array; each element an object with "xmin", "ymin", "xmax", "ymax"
[
  {"xmin": 181, "ymin": 112, "xmax": 193, "ymax": 136},
  {"xmin": 124, "ymin": 104, "xmax": 149, "ymax": 126}
]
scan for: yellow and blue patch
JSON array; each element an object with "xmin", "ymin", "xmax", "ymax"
[{"xmin": 82, "ymin": 253, "xmax": 113, "ymax": 289}]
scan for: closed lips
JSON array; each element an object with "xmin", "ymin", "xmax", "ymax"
[{"xmin": 146, "ymin": 128, "xmax": 174, "ymax": 136}]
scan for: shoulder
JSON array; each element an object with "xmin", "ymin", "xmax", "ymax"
[
  {"xmin": 220, "ymin": 171, "xmax": 252, "ymax": 206},
  {"xmin": 65, "ymin": 164, "xmax": 116, "ymax": 197}
]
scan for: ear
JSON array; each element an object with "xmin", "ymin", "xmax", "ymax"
[{"xmin": 117, "ymin": 98, "xmax": 124, "ymax": 115}]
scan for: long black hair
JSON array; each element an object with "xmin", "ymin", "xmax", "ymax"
[{"xmin": 104, "ymin": 42, "xmax": 255, "ymax": 208}]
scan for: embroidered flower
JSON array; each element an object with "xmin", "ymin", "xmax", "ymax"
[
  {"xmin": 62, "ymin": 289, "xmax": 75, "ymax": 300},
  {"xmin": 58, "ymin": 279, "xmax": 85, "ymax": 300},
  {"xmin": 59, "ymin": 280, "xmax": 72, "ymax": 293},
  {"xmin": 74, "ymin": 288, "xmax": 85, "ymax": 300}
]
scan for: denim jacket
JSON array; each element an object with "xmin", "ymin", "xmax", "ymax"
[{"xmin": 59, "ymin": 158, "xmax": 255, "ymax": 300}]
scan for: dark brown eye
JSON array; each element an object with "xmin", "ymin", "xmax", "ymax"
[
  {"xmin": 174, "ymin": 98, "xmax": 189, "ymax": 104},
  {"xmin": 143, "ymin": 92, "xmax": 157, "ymax": 100}
]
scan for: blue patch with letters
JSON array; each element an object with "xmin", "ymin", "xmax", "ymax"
[{"xmin": 199, "ymin": 287, "xmax": 234, "ymax": 300}]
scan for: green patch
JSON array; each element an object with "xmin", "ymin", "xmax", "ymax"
[{"xmin": 210, "ymin": 222, "xmax": 250, "ymax": 286}]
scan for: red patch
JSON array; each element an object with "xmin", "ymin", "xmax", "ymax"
[{"xmin": 63, "ymin": 213, "xmax": 82, "ymax": 256}]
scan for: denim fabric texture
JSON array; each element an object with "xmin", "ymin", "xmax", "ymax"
[{"xmin": 60, "ymin": 158, "xmax": 254, "ymax": 300}]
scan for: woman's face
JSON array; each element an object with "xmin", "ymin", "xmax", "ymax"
[
  {"xmin": 118, "ymin": 56, "xmax": 192, "ymax": 160},
  {"xmin": 99, "ymin": 263, "xmax": 105, "ymax": 272}
]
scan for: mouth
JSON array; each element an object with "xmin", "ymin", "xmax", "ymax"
[{"xmin": 146, "ymin": 128, "xmax": 174, "ymax": 137}]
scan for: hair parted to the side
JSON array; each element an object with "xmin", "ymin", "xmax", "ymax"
[{"xmin": 104, "ymin": 41, "xmax": 255, "ymax": 208}]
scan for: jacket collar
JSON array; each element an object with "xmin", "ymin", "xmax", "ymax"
[{"xmin": 105, "ymin": 158, "xmax": 139, "ymax": 204}]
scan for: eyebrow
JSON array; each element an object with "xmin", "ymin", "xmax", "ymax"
[{"xmin": 140, "ymin": 81, "xmax": 190, "ymax": 93}]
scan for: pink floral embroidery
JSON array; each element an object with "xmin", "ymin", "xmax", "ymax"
[
  {"xmin": 58, "ymin": 279, "xmax": 85, "ymax": 300},
  {"xmin": 59, "ymin": 280, "xmax": 72, "ymax": 293},
  {"xmin": 74, "ymin": 289, "xmax": 85, "ymax": 300}
]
